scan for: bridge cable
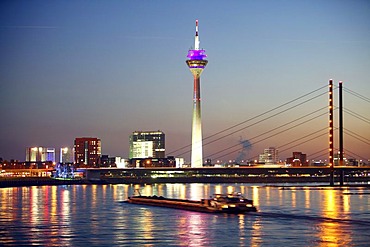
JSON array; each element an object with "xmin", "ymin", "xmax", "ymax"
[
  {"xmin": 343, "ymin": 108, "xmax": 370, "ymax": 125},
  {"xmin": 209, "ymin": 111, "xmax": 327, "ymax": 161},
  {"xmin": 244, "ymin": 131, "xmax": 327, "ymax": 163},
  {"xmin": 343, "ymin": 129, "xmax": 370, "ymax": 146},
  {"xmin": 171, "ymin": 91, "xmax": 327, "ymax": 157},
  {"xmin": 167, "ymin": 85, "xmax": 327, "ymax": 155},
  {"xmin": 343, "ymin": 149, "xmax": 368, "ymax": 162},
  {"xmin": 343, "ymin": 87, "xmax": 370, "ymax": 104},
  {"xmin": 307, "ymin": 148, "xmax": 329, "ymax": 161},
  {"xmin": 277, "ymin": 130, "xmax": 327, "ymax": 154}
]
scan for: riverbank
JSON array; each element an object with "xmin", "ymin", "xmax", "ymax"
[
  {"xmin": 1, "ymin": 176, "xmax": 369, "ymax": 188},
  {"xmin": 0, "ymin": 177, "xmax": 88, "ymax": 187}
]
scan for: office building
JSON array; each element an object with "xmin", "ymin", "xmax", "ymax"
[
  {"xmin": 259, "ymin": 147, "xmax": 279, "ymax": 164},
  {"xmin": 129, "ymin": 131, "xmax": 165, "ymax": 159},
  {"xmin": 74, "ymin": 137, "xmax": 101, "ymax": 166}
]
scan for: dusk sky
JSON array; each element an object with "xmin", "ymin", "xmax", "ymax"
[{"xmin": 1, "ymin": 0, "xmax": 370, "ymax": 162}]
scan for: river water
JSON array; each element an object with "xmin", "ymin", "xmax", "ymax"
[{"xmin": 1, "ymin": 183, "xmax": 370, "ymax": 246}]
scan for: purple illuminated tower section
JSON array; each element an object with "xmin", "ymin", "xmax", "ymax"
[{"xmin": 186, "ymin": 20, "xmax": 208, "ymax": 167}]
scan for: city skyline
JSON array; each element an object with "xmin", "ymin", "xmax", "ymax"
[{"xmin": 1, "ymin": 1, "xmax": 370, "ymax": 162}]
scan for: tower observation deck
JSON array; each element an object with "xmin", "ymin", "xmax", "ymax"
[{"xmin": 186, "ymin": 20, "xmax": 208, "ymax": 168}]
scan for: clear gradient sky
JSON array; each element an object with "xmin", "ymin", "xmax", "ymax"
[{"xmin": 1, "ymin": 0, "xmax": 370, "ymax": 162}]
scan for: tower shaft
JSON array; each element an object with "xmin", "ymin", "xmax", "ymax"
[
  {"xmin": 186, "ymin": 64, "xmax": 207, "ymax": 168},
  {"xmin": 191, "ymin": 71, "xmax": 202, "ymax": 167}
]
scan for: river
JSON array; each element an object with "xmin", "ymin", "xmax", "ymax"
[{"xmin": 1, "ymin": 183, "xmax": 370, "ymax": 246}]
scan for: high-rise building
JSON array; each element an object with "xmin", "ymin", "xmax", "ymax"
[
  {"xmin": 258, "ymin": 147, "xmax": 279, "ymax": 164},
  {"xmin": 60, "ymin": 147, "xmax": 73, "ymax": 163},
  {"xmin": 74, "ymin": 137, "xmax": 101, "ymax": 166},
  {"xmin": 129, "ymin": 131, "xmax": 165, "ymax": 159},
  {"xmin": 26, "ymin": 147, "xmax": 55, "ymax": 162},
  {"xmin": 26, "ymin": 147, "xmax": 42, "ymax": 162},
  {"xmin": 186, "ymin": 20, "xmax": 208, "ymax": 167}
]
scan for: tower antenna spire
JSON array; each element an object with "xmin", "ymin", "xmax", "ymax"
[{"xmin": 194, "ymin": 19, "xmax": 200, "ymax": 50}]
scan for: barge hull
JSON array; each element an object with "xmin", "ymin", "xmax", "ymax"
[{"xmin": 126, "ymin": 196, "xmax": 257, "ymax": 213}]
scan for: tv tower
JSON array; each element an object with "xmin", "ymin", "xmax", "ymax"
[{"xmin": 186, "ymin": 20, "xmax": 208, "ymax": 167}]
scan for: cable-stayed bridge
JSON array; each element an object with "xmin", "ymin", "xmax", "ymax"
[{"xmin": 168, "ymin": 81, "xmax": 370, "ymax": 166}]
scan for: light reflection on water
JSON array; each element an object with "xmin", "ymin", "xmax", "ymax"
[
  {"xmin": 0, "ymin": 183, "xmax": 370, "ymax": 246},
  {"xmin": 317, "ymin": 189, "xmax": 352, "ymax": 247}
]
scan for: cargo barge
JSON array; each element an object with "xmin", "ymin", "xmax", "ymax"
[{"xmin": 126, "ymin": 192, "xmax": 257, "ymax": 213}]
